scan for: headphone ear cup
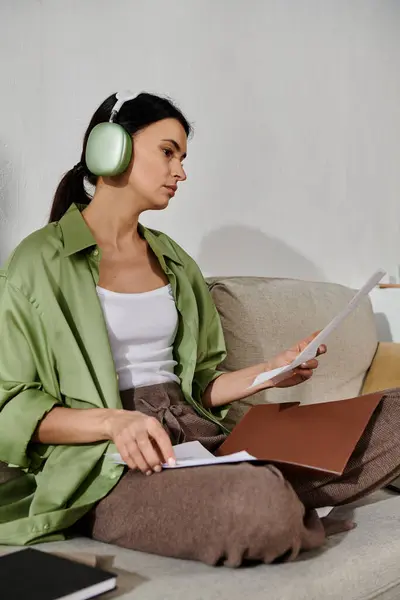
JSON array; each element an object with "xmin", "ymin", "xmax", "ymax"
[{"xmin": 85, "ymin": 122, "xmax": 132, "ymax": 176}]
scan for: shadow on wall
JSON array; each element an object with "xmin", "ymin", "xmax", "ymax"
[
  {"xmin": 0, "ymin": 143, "xmax": 14, "ymax": 265},
  {"xmin": 198, "ymin": 225, "xmax": 326, "ymax": 282},
  {"xmin": 374, "ymin": 313, "xmax": 393, "ymax": 342}
]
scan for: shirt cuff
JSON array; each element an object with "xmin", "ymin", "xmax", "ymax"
[
  {"xmin": 193, "ymin": 369, "xmax": 231, "ymax": 421},
  {"xmin": 0, "ymin": 388, "xmax": 59, "ymax": 468}
]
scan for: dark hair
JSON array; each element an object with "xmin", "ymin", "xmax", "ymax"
[{"xmin": 49, "ymin": 92, "xmax": 192, "ymax": 223}]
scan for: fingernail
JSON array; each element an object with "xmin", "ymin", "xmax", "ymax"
[
  {"xmin": 146, "ymin": 470, "xmax": 152, "ymax": 476},
  {"xmin": 154, "ymin": 465, "xmax": 162, "ymax": 473},
  {"xmin": 168, "ymin": 457, "xmax": 176, "ymax": 467}
]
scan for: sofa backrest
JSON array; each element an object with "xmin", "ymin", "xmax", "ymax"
[{"xmin": 207, "ymin": 277, "xmax": 378, "ymax": 430}]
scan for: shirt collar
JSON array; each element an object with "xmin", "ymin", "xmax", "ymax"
[
  {"xmin": 59, "ymin": 203, "xmax": 96, "ymax": 257},
  {"xmin": 59, "ymin": 203, "xmax": 183, "ymax": 265},
  {"xmin": 139, "ymin": 223, "xmax": 183, "ymax": 266}
]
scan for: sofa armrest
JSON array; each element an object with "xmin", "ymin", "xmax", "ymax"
[{"xmin": 362, "ymin": 342, "xmax": 400, "ymax": 394}]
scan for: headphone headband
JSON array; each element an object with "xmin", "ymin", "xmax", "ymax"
[{"xmin": 109, "ymin": 90, "xmax": 137, "ymax": 123}]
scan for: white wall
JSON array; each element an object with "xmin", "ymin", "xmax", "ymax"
[{"xmin": 1, "ymin": 0, "xmax": 400, "ymax": 287}]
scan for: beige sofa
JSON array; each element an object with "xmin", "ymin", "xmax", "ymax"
[{"xmin": 2, "ymin": 276, "xmax": 400, "ymax": 599}]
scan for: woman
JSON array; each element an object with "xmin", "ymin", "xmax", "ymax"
[{"xmin": 0, "ymin": 91, "xmax": 399, "ymax": 566}]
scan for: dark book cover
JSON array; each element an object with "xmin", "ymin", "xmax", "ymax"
[{"xmin": 0, "ymin": 547, "xmax": 117, "ymax": 600}]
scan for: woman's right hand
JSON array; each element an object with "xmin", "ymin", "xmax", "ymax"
[{"xmin": 105, "ymin": 410, "xmax": 176, "ymax": 475}]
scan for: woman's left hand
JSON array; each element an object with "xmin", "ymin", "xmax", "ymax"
[{"xmin": 267, "ymin": 331, "xmax": 327, "ymax": 388}]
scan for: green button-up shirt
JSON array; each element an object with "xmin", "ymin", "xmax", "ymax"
[{"xmin": 0, "ymin": 203, "xmax": 228, "ymax": 545}]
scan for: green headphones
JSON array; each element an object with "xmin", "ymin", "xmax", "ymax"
[{"xmin": 85, "ymin": 90, "xmax": 137, "ymax": 177}]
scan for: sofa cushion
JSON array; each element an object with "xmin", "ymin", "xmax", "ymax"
[
  {"xmin": 207, "ymin": 277, "xmax": 378, "ymax": 429},
  {"xmin": 5, "ymin": 493, "xmax": 397, "ymax": 600}
]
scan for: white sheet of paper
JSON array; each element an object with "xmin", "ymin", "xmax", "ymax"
[
  {"xmin": 315, "ymin": 506, "xmax": 334, "ymax": 518},
  {"xmin": 162, "ymin": 450, "xmax": 258, "ymax": 469},
  {"xmin": 174, "ymin": 440, "xmax": 214, "ymax": 460},
  {"xmin": 108, "ymin": 440, "xmax": 258, "ymax": 469},
  {"xmin": 250, "ymin": 268, "xmax": 386, "ymax": 391}
]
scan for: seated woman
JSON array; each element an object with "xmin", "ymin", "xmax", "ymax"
[{"xmin": 0, "ymin": 91, "xmax": 399, "ymax": 566}]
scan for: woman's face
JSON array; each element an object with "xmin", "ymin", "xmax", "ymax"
[{"xmin": 126, "ymin": 118, "xmax": 187, "ymax": 211}]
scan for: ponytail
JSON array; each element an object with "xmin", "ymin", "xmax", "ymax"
[{"xmin": 49, "ymin": 164, "xmax": 90, "ymax": 223}]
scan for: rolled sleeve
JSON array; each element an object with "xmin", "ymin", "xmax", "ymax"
[
  {"xmin": 0, "ymin": 276, "xmax": 60, "ymax": 469},
  {"xmin": 192, "ymin": 307, "xmax": 230, "ymax": 421},
  {"xmin": 192, "ymin": 368, "xmax": 229, "ymax": 421},
  {"xmin": 193, "ymin": 368, "xmax": 224, "ymax": 396},
  {"xmin": 0, "ymin": 388, "xmax": 59, "ymax": 468}
]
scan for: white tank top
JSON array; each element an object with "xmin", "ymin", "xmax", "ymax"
[{"xmin": 96, "ymin": 284, "xmax": 180, "ymax": 391}]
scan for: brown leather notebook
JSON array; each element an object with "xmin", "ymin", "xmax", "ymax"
[{"xmin": 217, "ymin": 392, "xmax": 384, "ymax": 475}]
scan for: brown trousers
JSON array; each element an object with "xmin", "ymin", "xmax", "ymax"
[{"xmin": 83, "ymin": 383, "xmax": 400, "ymax": 567}]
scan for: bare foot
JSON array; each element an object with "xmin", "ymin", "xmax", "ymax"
[{"xmin": 322, "ymin": 516, "xmax": 356, "ymax": 537}]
